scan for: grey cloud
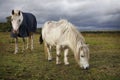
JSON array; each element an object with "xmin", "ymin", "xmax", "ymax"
[{"xmin": 0, "ymin": 0, "xmax": 120, "ymax": 30}]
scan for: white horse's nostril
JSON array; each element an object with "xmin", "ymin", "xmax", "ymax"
[
  {"xmin": 81, "ymin": 66, "xmax": 89, "ymax": 70},
  {"xmin": 84, "ymin": 64, "xmax": 89, "ymax": 70}
]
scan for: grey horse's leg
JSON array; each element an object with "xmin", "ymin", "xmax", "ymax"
[
  {"xmin": 22, "ymin": 37, "xmax": 26, "ymax": 52},
  {"xmin": 14, "ymin": 37, "xmax": 18, "ymax": 54}
]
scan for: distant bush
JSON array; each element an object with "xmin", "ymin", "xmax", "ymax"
[
  {"xmin": 0, "ymin": 16, "xmax": 11, "ymax": 32},
  {"xmin": 36, "ymin": 28, "xmax": 42, "ymax": 34}
]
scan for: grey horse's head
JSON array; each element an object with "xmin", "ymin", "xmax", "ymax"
[{"xmin": 11, "ymin": 10, "xmax": 23, "ymax": 34}]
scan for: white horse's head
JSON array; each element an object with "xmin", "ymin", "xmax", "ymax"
[
  {"xmin": 11, "ymin": 10, "xmax": 23, "ymax": 34},
  {"xmin": 78, "ymin": 44, "xmax": 89, "ymax": 69}
]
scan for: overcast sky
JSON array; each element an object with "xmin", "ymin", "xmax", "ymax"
[{"xmin": 0, "ymin": 0, "xmax": 120, "ymax": 31}]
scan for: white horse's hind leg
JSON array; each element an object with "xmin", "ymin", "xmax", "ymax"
[
  {"xmin": 64, "ymin": 48, "xmax": 69, "ymax": 65},
  {"xmin": 14, "ymin": 38, "xmax": 18, "ymax": 54},
  {"xmin": 56, "ymin": 45, "xmax": 61, "ymax": 64},
  {"xmin": 46, "ymin": 44, "xmax": 52, "ymax": 61}
]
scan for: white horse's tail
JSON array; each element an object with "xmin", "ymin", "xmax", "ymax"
[{"xmin": 39, "ymin": 34, "xmax": 43, "ymax": 44}]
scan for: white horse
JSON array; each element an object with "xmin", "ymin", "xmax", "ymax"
[
  {"xmin": 11, "ymin": 10, "xmax": 37, "ymax": 54},
  {"xmin": 40, "ymin": 19, "xmax": 89, "ymax": 69}
]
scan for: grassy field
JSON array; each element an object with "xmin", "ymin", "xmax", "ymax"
[{"xmin": 0, "ymin": 32, "xmax": 120, "ymax": 80}]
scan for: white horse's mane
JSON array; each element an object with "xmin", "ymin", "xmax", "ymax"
[{"xmin": 58, "ymin": 19, "xmax": 87, "ymax": 61}]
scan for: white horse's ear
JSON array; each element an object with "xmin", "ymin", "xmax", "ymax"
[
  {"xmin": 12, "ymin": 10, "xmax": 14, "ymax": 15},
  {"xmin": 18, "ymin": 11, "xmax": 20, "ymax": 16}
]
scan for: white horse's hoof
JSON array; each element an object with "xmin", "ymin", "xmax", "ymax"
[
  {"xmin": 48, "ymin": 58, "xmax": 52, "ymax": 61},
  {"xmin": 48, "ymin": 57, "xmax": 52, "ymax": 61},
  {"xmin": 56, "ymin": 62, "xmax": 61, "ymax": 65},
  {"xmin": 65, "ymin": 62, "xmax": 69, "ymax": 65},
  {"xmin": 48, "ymin": 59, "xmax": 52, "ymax": 61}
]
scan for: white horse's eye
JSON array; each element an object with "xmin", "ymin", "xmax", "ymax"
[
  {"xmin": 18, "ymin": 19, "xmax": 21, "ymax": 22},
  {"xmin": 81, "ymin": 55, "xmax": 84, "ymax": 57}
]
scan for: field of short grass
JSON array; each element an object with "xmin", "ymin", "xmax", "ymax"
[{"xmin": 0, "ymin": 32, "xmax": 120, "ymax": 80}]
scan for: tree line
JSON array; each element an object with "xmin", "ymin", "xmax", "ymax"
[{"xmin": 0, "ymin": 16, "xmax": 11, "ymax": 32}]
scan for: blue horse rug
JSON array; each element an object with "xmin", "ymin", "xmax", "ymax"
[{"xmin": 11, "ymin": 12, "xmax": 37, "ymax": 38}]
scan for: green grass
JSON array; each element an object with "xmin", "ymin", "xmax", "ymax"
[{"xmin": 0, "ymin": 32, "xmax": 120, "ymax": 80}]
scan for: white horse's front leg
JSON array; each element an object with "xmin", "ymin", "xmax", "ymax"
[
  {"xmin": 46, "ymin": 44, "xmax": 52, "ymax": 61},
  {"xmin": 56, "ymin": 45, "xmax": 61, "ymax": 64},
  {"xmin": 64, "ymin": 48, "xmax": 69, "ymax": 65},
  {"xmin": 14, "ymin": 38, "xmax": 18, "ymax": 54}
]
